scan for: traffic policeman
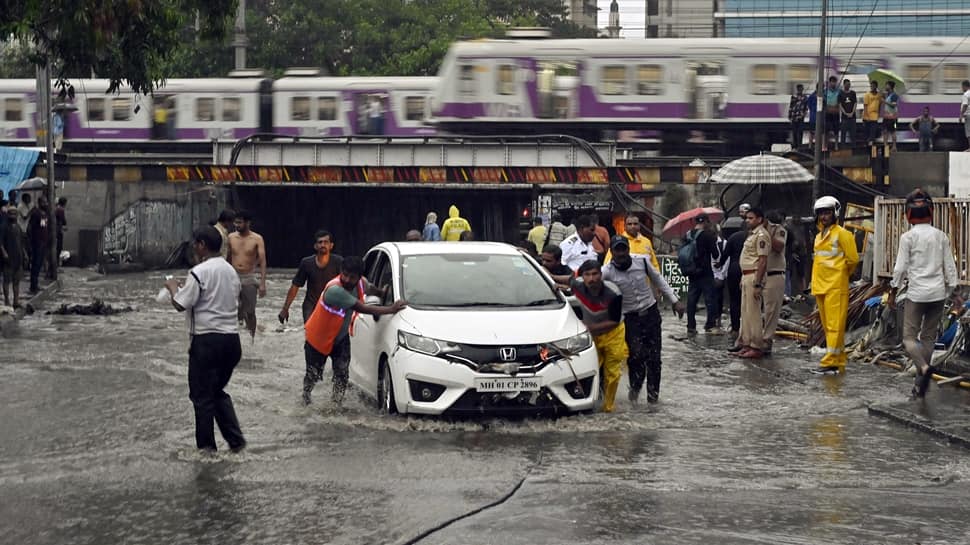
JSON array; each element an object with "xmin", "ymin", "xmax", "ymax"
[
  {"xmin": 762, "ymin": 211, "xmax": 788, "ymax": 354},
  {"xmin": 811, "ymin": 196, "xmax": 859, "ymax": 374},
  {"xmin": 735, "ymin": 207, "xmax": 771, "ymax": 359}
]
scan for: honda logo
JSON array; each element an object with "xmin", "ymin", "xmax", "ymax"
[{"xmin": 499, "ymin": 347, "xmax": 517, "ymax": 361}]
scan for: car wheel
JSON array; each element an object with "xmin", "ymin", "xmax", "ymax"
[{"xmin": 378, "ymin": 358, "xmax": 397, "ymax": 414}]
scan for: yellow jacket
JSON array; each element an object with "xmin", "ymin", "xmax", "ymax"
[
  {"xmin": 811, "ymin": 224, "xmax": 859, "ymax": 294},
  {"xmin": 603, "ymin": 232, "xmax": 661, "ymax": 271},
  {"xmin": 441, "ymin": 205, "xmax": 472, "ymax": 241}
]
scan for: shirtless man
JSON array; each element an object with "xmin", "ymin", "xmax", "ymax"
[{"xmin": 227, "ymin": 210, "xmax": 267, "ymax": 340}]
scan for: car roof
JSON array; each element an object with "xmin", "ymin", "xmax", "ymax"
[{"xmin": 379, "ymin": 241, "xmax": 524, "ymax": 257}]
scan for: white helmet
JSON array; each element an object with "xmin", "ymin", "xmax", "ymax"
[{"xmin": 813, "ymin": 195, "xmax": 841, "ymax": 217}]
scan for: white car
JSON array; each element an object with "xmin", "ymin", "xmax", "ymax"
[{"xmin": 348, "ymin": 241, "xmax": 599, "ymax": 416}]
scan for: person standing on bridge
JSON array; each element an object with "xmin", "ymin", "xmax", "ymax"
[
  {"xmin": 227, "ymin": 210, "xmax": 267, "ymax": 341},
  {"xmin": 303, "ymin": 256, "xmax": 406, "ymax": 406},
  {"xmin": 810, "ymin": 196, "xmax": 859, "ymax": 375},
  {"xmin": 440, "ymin": 205, "xmax": 471, "ymax": 242},
  {"xmin": 164, "ymin": 226, "xmax": 246, "ymax": 454},
  {"xmin": 888, "ymin": 189, "xmax": 959, "ymax": 398},
  {"xmin": 602, "ymin": 236, "xmax": 683, "ymax": 404}
]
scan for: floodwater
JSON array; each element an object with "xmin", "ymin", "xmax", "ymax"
[{"xmin": 2, "ymin": 269, "xmax": 969, "ymax": 545}]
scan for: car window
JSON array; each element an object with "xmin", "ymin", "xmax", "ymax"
[
  {"xmin": 400, "ymin": 253, "xmax": 561, "ymax": 308},
  {"xmin": 374, "ymin": 252, "xmax": 393, "ymax": 303}
]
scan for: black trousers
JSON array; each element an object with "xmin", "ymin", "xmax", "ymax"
[
  {"xmin": 625, "ymin": 304, "xmax": 663, "ymax": 400},
  {"xmin": 686, "ymin": 271, "xmax": 717, "ymax": 331},
  {"xmin": 29, "ymin": 240, "xmax": 46, "ymax": 291},
  {"xmin": 188, "ymin": 333, "xmax": 244, "ymax": 451},
  {"xmin": 727, "ymin": 268, "xmax": 742, "ymax": 332},
  {"xmin": 304, "ymin": 336, "xmax": 351, "ymax": 401}
]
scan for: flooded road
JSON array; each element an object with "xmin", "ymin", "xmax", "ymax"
[{"xmin": 2, "ymin": 269, "xmax": 969, "ymax": 544}]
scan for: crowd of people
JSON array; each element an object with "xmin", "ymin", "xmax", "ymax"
[
  {"xmin": 786, "ymin": 76, "xmax": 970, "ymax": 152},
  {"xmin": 0, "ymin": 189, "xmax": 68, "ymax": 307},
  {"xmin": 163, "ymin": 189, "xmax": 962, "ymax": 452}
]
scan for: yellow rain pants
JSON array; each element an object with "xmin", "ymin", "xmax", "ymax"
[
  {"xmin": 594, "ymin": 323, "xmax": 628, "ymax": 413},
  {"xmin": 815, "ymin": 291, "xmax": 849, "ymax": 370}
]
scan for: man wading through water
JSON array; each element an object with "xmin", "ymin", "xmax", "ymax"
[
  {"xmin": 227, "ymin": 210, "xmax": 267, "ymax": 341},
  {"xmin": 302, "ymin": 257, "xmax": 407, "ymax": 406},
  {"xmin": 165, "ymin": 226, "xmax": 246, "ymax": 454}
]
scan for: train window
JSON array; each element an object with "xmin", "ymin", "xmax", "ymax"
[
  {"xmin": 87, "ymin": 98, "xmax": 106, "ymax": 121},
  {"xmin": 196, "ymin": 98, "xmax": 215, "ymax": 121},
  {"xmin": 905, "ymin": 64, "xmax": 933, "ymax": 95},
  {"xmin": 750, "ymin": 65, "xmax": 778, "ymax": 95},
  {"xmin": 637, "ymin": 65, "xmax": 664, "ymax": 95},
  {"xmin": 787, "ymin": 64, "xmax": 814, "ymax": 93},
  {"xmin": 112, "ymin": 98, "xmax": 131, "ymax": 121},
  {"xmin": 943, "ymin": 64, "xmax": 968, "ymax": 94},
  {"xmin": 601, "ymin": 65, "xmax": 627, "ymax": 95},
  {"xmin": 459, "ymin": 65, "xmax": 476, "ymax": 96},
  {"xmin": 222, "ymin": 97, "xmax": 241, "ymax": 121},
  {"xmin": 317, "ymin": 97, "xmax": 337, "ymax": 120},
  {"xmin": 3, "ymin": 98, "xmax": 23, "ymax": 121},
  {"xmin": 291, "ymin": 97, "xmax": 310, "ymax": 121},
  {"xmin": 405, "ymin": 96, "xmax": 426, "ymax": 121},
  {"xmin": 497, "ymin": 65, "xmax": 516, "ymax": 95}
]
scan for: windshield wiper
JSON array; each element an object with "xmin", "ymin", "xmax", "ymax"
[{"xmin": 524, "ymin": 299, "xmax": 559, "ymax": 306}]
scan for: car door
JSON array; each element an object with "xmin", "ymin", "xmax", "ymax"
[{"xmin": 349, "ymin": 249, "xmax": 389, "ymax": 398}]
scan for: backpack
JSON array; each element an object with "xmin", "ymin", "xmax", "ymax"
[{"xmin": 678, "ymin": 230, "xmax": 701, "ymax": 276}]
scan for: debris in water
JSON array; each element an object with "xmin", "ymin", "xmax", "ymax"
[{"xmin": 47, "ymin": 299, "xmax": 134, "ymax": 316}]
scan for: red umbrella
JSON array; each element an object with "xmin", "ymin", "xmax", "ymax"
[{"xmin": 661, "ymin": 207, "xmax": 724, "ymax": 241}]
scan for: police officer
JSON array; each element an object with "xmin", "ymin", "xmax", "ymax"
[
  {"xmin": 734, "ymin": 207, "xmax": 771, "ymax": 359},
  {"xmin": 811, "ymin": 196, "xmax": 859, "ymax": 375},
  {"xmin": 762, "ymin": 211, "xmax": 788, "ymax": 355}
]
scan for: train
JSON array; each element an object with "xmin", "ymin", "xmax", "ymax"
[
  {"xmin": 431, "ymin": 36, "xmax": 970, "ymax": 145},
  {"xmin": 0, "ymin": 75, "xmax": 437, "ymax": 148},
  {"xmin": 2, "ymin": 37, "xmax": 968, "ymax": 151}
]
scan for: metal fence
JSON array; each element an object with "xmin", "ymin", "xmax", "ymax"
[{"xmin": 873, "ymin": 197, "xmax": 970, "ymax": 286}]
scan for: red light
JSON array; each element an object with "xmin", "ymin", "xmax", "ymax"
[{"xmin": 522, "ymin": 207, "xmax": 530, "ymax": 217}]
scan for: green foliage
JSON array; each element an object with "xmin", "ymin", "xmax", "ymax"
[
  {"xmin": 0, "ymin": 0, "xmax": 237, "ymax": 93},
  {"xmin": 2, "ymin": 0, "xmax": 599, "ymax": 82}
]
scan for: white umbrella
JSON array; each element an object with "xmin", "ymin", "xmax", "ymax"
[
  {"xmin": 710, "ymin": 153, "xmax": 814, "ymax": 185},
  {"xmin": 14, "ymin": 177, "xmax": 47, "ymax": 190}
]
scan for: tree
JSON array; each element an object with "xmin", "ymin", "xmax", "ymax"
[{"xmin": 0, "ymin": 0, "xmax": 239, "ymax": 94}]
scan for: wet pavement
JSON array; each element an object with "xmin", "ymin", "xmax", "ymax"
[{"xmin": 2, "ymin": 268, "xmax": 969, "ymax": 545}]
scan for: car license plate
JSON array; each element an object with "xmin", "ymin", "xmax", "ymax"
[{"xmin": 474, "ymin": 376, "xmax": 541, "ymax": 392}]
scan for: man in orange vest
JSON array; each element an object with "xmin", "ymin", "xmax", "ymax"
[{"xmin": 303, "ymin": 256, "xmax": 406, "ymax": 405}]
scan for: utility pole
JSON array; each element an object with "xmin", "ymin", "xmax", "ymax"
[
  {"xmin": 233, "ymin": 0, "xmax": 248, "ymax": 70},
  {"xmin": 812, "ymin": 0, "xmax": 828, "ymax": 203},
  {"xmin": 35, "ymin": 59, "xmax": 57, "ymax": 281}
]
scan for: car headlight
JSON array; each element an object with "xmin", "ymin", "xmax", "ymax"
[
  {"xmin": 552, "ymin": 331, "xmax": 592, "ymax": 354},
  {"xmin": 397, "ymin": 331, "xmax": 460, "ymax": 357}
]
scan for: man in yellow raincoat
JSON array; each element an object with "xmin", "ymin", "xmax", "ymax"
[
  {"xmin": 440, "ymin": 205, "xmax": 472, "ymax": 241},
  {"xmin": 810, "ymin": 196, "xmax": 859, "ymax": 374}
]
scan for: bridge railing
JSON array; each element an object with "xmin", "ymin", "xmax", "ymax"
[{"xmin": 873, "ymin": 197, "xmax": 970, "ymax": 286}]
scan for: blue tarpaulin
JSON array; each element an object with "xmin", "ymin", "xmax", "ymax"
[{"xmin": 0, "ymin": 146, "xmax": 40, "ymax": 197}]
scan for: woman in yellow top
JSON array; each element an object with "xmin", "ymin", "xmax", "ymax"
[{"xmin": 810, "ymin": 196, "xmax": 859, "ymax": 374}]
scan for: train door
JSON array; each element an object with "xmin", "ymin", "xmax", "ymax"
[
  {"xmin": 354, "ymin": 92, "xmax": 386, "ymax": 135},
  {"xmin": 536, "ymin": 61, "xmax": 577, "ymax": 119},
  {"xmin": 151, "ymin": 95, "xmax": 173, "ymax": 139},
  {"xmin": 258, "ymin": 79, "xmax": 273, "ymax": 134},
  {"xmin": 684, "ymin": 61, "xmax": 725, "ymax": 119}
]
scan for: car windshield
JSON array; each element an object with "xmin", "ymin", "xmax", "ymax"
[{"xmin": 401, "ymin": 253, "xmax": 561, "ymax": 308}]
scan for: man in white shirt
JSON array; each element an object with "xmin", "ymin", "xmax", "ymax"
[
  {"xmin": 887, "ymin": 189, "xmax": 959, "ymax": 399},
  {"xmin": 165, "ymin": 226, "xmax": 246, "ymax": 453},
  {"xmin": 559, "ymin": 214, "xmax": 597, "ymax": 272},
  {"xmin": 961, "ymin": 79, "xmax": 970, "ymax": 152}
]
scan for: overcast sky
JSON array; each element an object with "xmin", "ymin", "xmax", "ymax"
[{"xmin": 596, "ymin": 0, "xmax": 646, "ymax": 38}]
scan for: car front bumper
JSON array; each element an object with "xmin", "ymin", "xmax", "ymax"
[{"xmin": 393, "ymin": 347, "xmax": 600, "ymax": 415}]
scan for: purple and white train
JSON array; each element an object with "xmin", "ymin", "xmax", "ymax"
[
  {"xmin": 0, "ymin": 75, "xmax": 437, "ymax": 148},
  {"xmin": 430, "ymin": 37, "xmax": 970, "ymax": 144}
]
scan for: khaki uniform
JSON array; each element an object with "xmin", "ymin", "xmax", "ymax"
[
  {"xmin": 739, "ymin": 224, "xmax": 770, "ymax": 350},
  {"xmin": 762, "ymin": 223, "xmax": 788, "ymax": 350}
]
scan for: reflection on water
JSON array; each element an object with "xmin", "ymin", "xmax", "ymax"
[{"xmin": 2, "ymin": 270, "xmax": 969, "ymax": 544}]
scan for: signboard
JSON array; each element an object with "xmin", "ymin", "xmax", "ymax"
[{"xmin": 658, "ymin": 255, "xmax": 689, "ymax": 301}]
